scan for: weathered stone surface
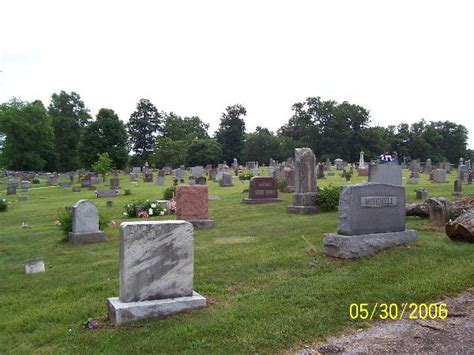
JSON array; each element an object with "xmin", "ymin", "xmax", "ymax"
[
  {"xmin": 243, "ymin": 177, "xmax": 281, "ymax": 204},
  {"xmin": 415, "ymin": 188, "xmax": 428, "ymax": 200},
  {"xmin": 110, "ymin": 177, "xmax": 120, "ymax": 189},
  {"xmin": 323, "ymin": 230, "xmax": 417, "ymax": 259},
  {"xmin": 68, "ymin": 200, "xmax": 105, "ymax": 245},
  {"xmin": 195, "ymin": 176, "xmax": 207, "ymax": 185},
  {"xmin": 369, "ymin": 163, "xmax": 402, "ymax": 185},
  {"xmin": 119, "ymin": 221, "xmax": 194, "ymax": 302},
  {"xmin": 156, "ymin": 176, "xmax": 165, "ymax": 185},
  {"xmin": 191, "ymin": 166, "xmax": 204, "ymax": 178},
  {"xmin": 72, "ymin": 187, "xmax": 81, "ymax": 192},
  {"xmin": 427, "ymin": 197, "xmax": 450, "ymax": 226},
  {"xmin": 288, "ymin": 147, "xmax": 318, "ymax": 214},
  {"xmin": 176, "ymin": 185, "xmax": 209, "ymax": 220},
  {"xmin": 107, "ymin": 291, "xmax": 206, "ymax": 326},
  {"xmin": 219, "ymin": 173, "xmax": 233, "ymax": 187},
  {"xmin": 337, "ymin": 183, "xmax": 405, "ymax": 235},
  {"xmin": 96, "ymin": 190, "xmax": 118, "ymax": 198},
  {"xmin": 7, "ymin": 186, "xmax": 16, "ymax": 195},
  {"xmin": 24, "ymin": 258, "xmax": 45, "ymax": 274},
  {"xmin": 433, "ymin": 169, "xmax": 448, "ymax": 183},
  {"xmin": 17, "ymin": 194, "xmax": 28, "ymax": 201}
]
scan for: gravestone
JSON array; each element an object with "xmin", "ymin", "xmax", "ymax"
[
  {"xmin": 195, "ymin": 176, "xmax": 207, "ymax": 185},
  {"xmin": 143, "ymin": 172, "xmax": 153, "ymax": 183},
  {"xmin": 175, "ymin": 185, "xmax": 214, "ymax": 228},
  {"xmin": 424, "ymin": 158, "xmax": 432, "ymax": 173},
  {"xmin": 287, "ymin": 148, "xmax": 319, "ymax": 214},
  {"xmin": 188, "ymin": 176, "xmax": 196, "ymax": 185},
  {"xmin": 72, "ymin": 187, "xmax": 81, "ymax": 192},
  {"xmin": 427, "ymin": 197, "xmax": 450, "ymax": 226},
  {"xmin": 17, "ymin": 194, "xmax": 28, "ymax": 201},
  {"xmin": 68, "ymin": 200, "xmax": 105, "ymax": 245},
  {"xmin": 7, "ymin": 186, "xmax": 16, "ymax": 195},
  {"xmin": 323, "ymin": 183, "xmax": 417, "ymax": 258},
  {"xmin": 209, "ymin": 169, "xmax": 217, "ymax": 181},
  {"xmin": 359, "ymin": 151, "xmax": 366, "ymax": 169},
  {"xmin": 81, "ymin": 177, "xmax": 92, "ymax": 187},
  {"xmin": 219, "ymin": 173, "xmax": 233, "ymax": 187},
  {"xmin": 191, "ymin": 166, "xmax": 204, "ymax": 178},
  {"xmin": 156, "ymin": 176, "xmax": 165, "ymax": 185},
  {"xmin": 58, "ymin": 182, "xmax": 71, "ymax": 189},
  {"xmin": 130, "ymin": 173, "xmax": 137, "ymax": 182},
  {"xmin": 24, "ymin": 258, "xmax": 45, "ymax": 274},
  {"xmin": 110, "ymin": 177, "xmax": 120, "ymax": 189},
  {"xmin": 433, "ymin": 169, "xmax": 448, "ymax": 183},
  {"xmin": 107, "ymin": 221, "xmax": 206, "ymax": 326},
  {"xmin": 243, "ymin": 177, "xmax": 282, "ymax": 204},
  {"xmin": 325, "ymin": 158, "xmax": 332, "ymax": 170},
  {"xmin": 91, "ymin": 177, "xmax": 101, "ymax": 185},
  {"xmin": 176, "ymin": 168, "xmax": 185, "ymax": 181},
  {"xmin": 96, "ymin": 190, "xmax": 118, "ymax": 198},
  {"xmin": 453, "ymin": 179, "xmax": 463, "ymax": 197},
  {"xmin": 20, "ymin": 181, "xmax": 30, "ymax": 192},
  {"xmin": 317, "ymin": 163, "xmax": 325, "ymax": 179},
  {"xmin": 334, "ymin": 159, "xmax": 344, "ymax": 170},
  {"xmin": 368, "ymin": 163, "xmax": 402, "ymax": 185},
  {"xmin": 415, "ymin": 188, "xmax": 428, "ymax": 200},
  {"xmin": 8, "ymin": 179, "xmax": 19, "ymax": 188},
  {"xmin": 408, "ymin": 175, "xmax": 419, "ymax": 184},
  {"xmin": 132, "ymin": 167, "xmax": 141, "ymax": 173}
]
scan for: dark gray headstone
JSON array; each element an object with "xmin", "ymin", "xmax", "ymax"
[{"xmin": 369, "ymin": 164, "xmax": 402, "ymax": 186}]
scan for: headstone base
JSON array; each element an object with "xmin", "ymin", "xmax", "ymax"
[
  {"xmin": 452, "ymin": 192, "xmax": 463, "ymax": 198},
  {"xmin": 186, "ymin": 219, "xmax": 215, "ymax": 229},
  {"xmin": 287, "ymin": 205, "xmax": 320, "ymax": 214},
  {"xmin": 323, "ymin": 230, "xmax": 417, "ymax": 259},
  {"xmin": 107, "ymin": 291, "xmax": 206, "ymax": 326},
  {"xmin": 68, "ymin": 231, "xmax": 105, "ymax": 245},
  {"xmin": 242, "ymin": 198, "xmax": 282, "ymax": 204}
]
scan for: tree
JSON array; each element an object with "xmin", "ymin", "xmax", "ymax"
[
  {"xmin": 162, "ymin": 113, "xmax": 209, "ymax": 140},
  {"xmin": 150, "ymin": 137, "xmax": 187, "ymax": 168},
  {"xmin": 127, "ymin": 99, "xmax": 163, "ymax": 165},
  {"xmin": 79, "ymin": 108, "xmax": 128, "ymax": 169},
  {"xmin": 215, "ymin": 104, "xmax": 246, "ymax": 163},
  {"xmin": 0, "ymin": 99, "xmax": 57, "ymax": 171},
  {"xmin": 241, "ymin": 127, "xmax": 281, "ymax": 164},
  {"xmin": 186, "ymin": 139, "xmax": 222, "ymax": 166},
  {"xmin": 92, "ymin": 152, "xmax": 113, "ymax": 181},
  {"xmin": 49, "ymin": 91, "xmax": 91, "ymax": 171}
]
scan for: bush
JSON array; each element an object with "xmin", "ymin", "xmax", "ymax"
[
  {"xmin": 32, "ymin": 178, "xmax": 40, "ymax": 184},
  {"xmin": 124, "ymin": 188, "xmax": 131, "ymax": 196},
  {"xmin": 123, "ymin": 199, "xmax": 172, "ymax": 218},
  {"xmin": 0, "ymin": 198, "xmax": 8, "ymax": 212},
  {"xmin": 239, "ymin": 171, "xmax": 254, "ymax": 182},
  {"xmin": 316, "ymin": 185, "xmax": 342, "ymax": 211},
  {"xmin": 56, "ymin": 207, "xmax": 72, "ymax": 240},
  {"xmin": 277, "ymin": 180, "xmax": 288, "ymax": 193},
  {"xmin": 163, "ymin": 186, "xmax": 176, "ymax": 200}
]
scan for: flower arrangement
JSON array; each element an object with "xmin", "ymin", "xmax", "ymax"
[
  {"xmin": 239, "ymin": 171, "xmax": 254, "ymax": 182},
  {"xmin": 123, "ymin": 199, "xmax": 172, "ymax": 218}
]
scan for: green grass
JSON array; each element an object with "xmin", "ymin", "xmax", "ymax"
[{"xmin": 0, "ymin": 170, "xmax": 473, "ymax": 354}]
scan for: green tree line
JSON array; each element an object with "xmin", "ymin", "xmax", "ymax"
[{"xmin": 0, "ymin": 92, "xmax": 470, "ymax": 171}]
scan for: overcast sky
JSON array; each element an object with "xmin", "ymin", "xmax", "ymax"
[{"xmin": 1, "ymin": 0, "xmax": 474, "ymax": 147}]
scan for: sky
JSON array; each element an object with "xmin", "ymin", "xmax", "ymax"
[{"xmin": 1, "ymin": 0, "xmax": 474, "ymax": 147}]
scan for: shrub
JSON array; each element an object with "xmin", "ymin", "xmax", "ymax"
[
  {"xmin": 32, "ymin": 178, "xmax": 40, "ymax": 184},
  {"xmin": 57, "ymin": 207, "xmax": 72, "ymax": 240},
  {"xmin": 123, "ymin": 199, "xmax": 171, "ymax": 218},
  {"xmin": 163, "ymin": 186, "xmax": 176, "ymax": 200},
  {"xmin": 277, "ymin": 180, "xmax": 288, "ymax": 193},
  {"xmin": 124, "ymin": 188, "xmax": 131, "ymax": 196},
  {"xmin": 0, "ymin": 198, "xmax": 8, "ymax": 212},
  {"xmin": 316, "ymin": 185, "xmax": 342, "ymax": 211},
  {"xmin": 239, "ymin": 172, "xmax": 254, "ymax": 182}
]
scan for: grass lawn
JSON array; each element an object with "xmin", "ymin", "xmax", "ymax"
[{"xmin": 0, "ymin": 170, "xmax": 473, "ymax": 354}]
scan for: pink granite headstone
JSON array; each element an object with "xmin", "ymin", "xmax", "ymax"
[{"xmin": 176, "ymin": 185, "xmax": 214, "ymax": 228}]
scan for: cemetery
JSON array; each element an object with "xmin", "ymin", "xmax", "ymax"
[{"xmin": 0, "ymin": 161, "xmax": 473, "ymax": 353}]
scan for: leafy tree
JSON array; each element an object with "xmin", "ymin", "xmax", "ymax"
[
  {"xmin": 162, "ymin": 113, "xmax": 209, "ymax": 140},
  {"xmin": 186, "ymin": 139, "xmax": 222, "ymax": 166},
  {"xmin": 151, "ymin": 137, "xmax": 187, "ymax": 168},
  {"xmin": 79, "ymin": 108, "xmax": 128, "ymax": 169},
  {"xmin": 241, "ymin": 127, "xmax": 281, "ymax": 164},
  {"xmin": 215, "ymin": 104, "xmax": 246, "ymax": 163},
  {"xmin": 49, "ymin": 91, "xmax": 91, "ymax": 171},
  {"xmin": 0, "ymin": 99, "xmax": 57, "ymax": 171},
  {"xmin": 92, "ymin": 152, "xmax": 113, "ymax": 181},
  {"xmin": 127, "ymin": 99, "xmax": 163, "ymax": 165}
]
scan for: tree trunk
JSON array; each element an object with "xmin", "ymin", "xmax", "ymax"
[
  {"xmin": 445, "ymin": 208, "xmax": 474, "ymax": 243},
  {"xmin": 405, "ymin": 203, "xmax": 429, "ymax": 218}
]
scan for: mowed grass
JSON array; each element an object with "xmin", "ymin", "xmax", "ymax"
[{"xmin": 0, "ymin": 170, "xmax": 473, "ymax": 354}]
